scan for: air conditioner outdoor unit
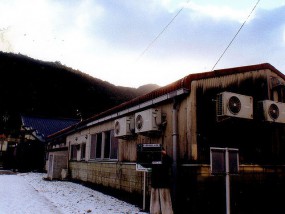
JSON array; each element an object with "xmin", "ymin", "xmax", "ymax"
[
  {"xmin": 114, "ymin": 116, "xmax": 135, "ymax": 138},
  {"xmin": 216, "ymin": 92, "xmax": 253, "ymax": 119},
  {"xmin": 135, "ymin": 109, "xmax": 161, "ymax": 133},
  {"xmin": 259, "ymin": 100, "xmax": 285, "ymax": 123}
]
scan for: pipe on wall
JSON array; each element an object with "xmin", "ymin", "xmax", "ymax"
[{"xmin": 172, "ymin": 98, "xmax": 178, "ymax": 211}]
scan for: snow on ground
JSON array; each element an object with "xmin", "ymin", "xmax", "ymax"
[{"xmin": 0, "ymin": 172, "xmax": 147, "ymax": 214}]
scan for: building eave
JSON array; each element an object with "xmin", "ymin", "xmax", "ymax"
[{"xmin": 48, "ymin": 63, "xmax": 283, "ymax": 139}]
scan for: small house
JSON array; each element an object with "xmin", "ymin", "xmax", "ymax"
[{"xmin": 20, "ymin": 115, "xmax": 78, "ymax": 174}]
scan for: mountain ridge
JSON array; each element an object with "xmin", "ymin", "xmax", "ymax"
[{"xmin": 0, "ymin": 51, "xmax": 160, "ymax": 135}]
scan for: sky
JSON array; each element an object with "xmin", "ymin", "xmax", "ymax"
[
  {"xmin": 0, "ymin": 172, "xmax": 146, "ymax": 214},
  {"xmin": 0, "ymin": 0, "xmax": 285, "ymax": 88}
]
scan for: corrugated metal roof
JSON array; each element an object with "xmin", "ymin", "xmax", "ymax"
[
  {"xmin": 22, "ymin": 115, "xmax": 79, "ymax": 141},
  {"xmin": 48, "ymin": 63, "xmax": 283, "ymax": 139}
]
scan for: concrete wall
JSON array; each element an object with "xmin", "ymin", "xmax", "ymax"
[
  {"xmin": 69, "ymin": 161, "xmax": 145, "ymax": 194},
  {"xmin": 47, "ymin": 150, "xmax": 68, "ymax": 180}
]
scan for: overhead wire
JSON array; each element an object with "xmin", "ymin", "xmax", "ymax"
[
  {"xmin": 211, "ymin": 0, "xmax": 261, "ymax": 71},
  {"xmin": 136, "ymin": 0, "xmax": 190, "ymax": 61},
  {"xmin": 136, "ymin": 0, "xmax": 261, "ymax": 70}
]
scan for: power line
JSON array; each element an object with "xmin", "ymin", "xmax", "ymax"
[
  {"xmin": 137, "ymin": 1, "xmax": 190, "ymax": 61},
  {"xmin": 211, "ymin": 0, "xmax": 261, "ymax": 71}
]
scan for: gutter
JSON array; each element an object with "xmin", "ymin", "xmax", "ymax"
[
  {"xmin": 47, "ymin": 88, "xmax": 189, "ymax": 141},
  {"xmin": 86, "ymin": 88, "xmax": 189, "ymax": 127}
]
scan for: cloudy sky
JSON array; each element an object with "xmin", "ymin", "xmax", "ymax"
[{"xmin": 0, "ymin": 0, "xmax": 285, "ymax": 87}]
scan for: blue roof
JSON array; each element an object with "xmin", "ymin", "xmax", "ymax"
[{"xmin": 21, "ymin": 115, "xmax": 79, "ymax": 141}]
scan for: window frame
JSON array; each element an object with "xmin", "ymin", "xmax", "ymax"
[
  {"xmin": 70, "ymin": 144, "xmax": 77, "ymax": 160},
  {"xmin": 109, "ymin": 130, "xmax": 119, "ymax": 160},
  {"xmin": 89, "ymin": 130, "xmax": 118, "ymax": 161},
  {"xmin": 95, "ymin": 132, "xmax": 103, "ymax": 159},
  {"xmin": 90, "ymin": 134, "xmax": 97, "ymax": 160},
  {"xmin": 81, "ymin": 143, "xmax": 86, "ymax": 160}
]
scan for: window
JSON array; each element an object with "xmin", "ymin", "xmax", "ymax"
[
  {"xmin": 104, "ymin": 131, "xmax": 111, "ymax": 158},
  {"xmin": 81, "ymin": 143, "xmax": 86, "ymax": 160},
  {"xmin": 104, "ymin": 130, "xmax": 118, "ymax": 159},
  {"xmin": 96, "ymin": 133, "xmax": 102, "ymax": 159},
  {"xmin": 110, "ymin": 130, "xmax": 118, "ymax": 159},
  {"xmin": 90, "ymin": 135, "xmax": 96, "ymax": 159},
  {"xmin": 89, "ymin": 130, "xmax": 118, "ymax": 161},
  {"xmin": 70, "ymin": 145, "xmax": 77, "ymax": 160}
]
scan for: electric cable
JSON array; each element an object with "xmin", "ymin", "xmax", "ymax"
[
  {"xmin": 211, "ymin": 0, "xmax": 261, "ymax": 71},
  {"xmin": 137, "ymin": 1, "xmax": 190, "ymax": 61}
]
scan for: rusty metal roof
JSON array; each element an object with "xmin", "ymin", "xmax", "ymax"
[{"xmin": 48, "ymin": 63, "xmax": 283, "ymax": 139}]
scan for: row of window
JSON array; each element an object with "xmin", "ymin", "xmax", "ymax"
[{"xmin": 70, "ymin": 130, "xmax": 119, "ymax": 161}]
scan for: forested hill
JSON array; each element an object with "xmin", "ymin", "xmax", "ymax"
[{"xmin": 0, "ymin": 51, "xmax": 160, "ymax": 135}]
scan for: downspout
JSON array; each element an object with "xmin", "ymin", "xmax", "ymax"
[
  {"xmin": 266, "ymin": 71, "xmax": 272, "ymax": 100},
  {"xmin": 189, "ymin": 81, "xmax": 198, "ymax": 160},
  {"xmin": 67, "ymin": 139, "xmax": 70, "ymax": 176},
  {"xmin": 172, "ymin": 98, "xmax": 178, "ymax": 211}
]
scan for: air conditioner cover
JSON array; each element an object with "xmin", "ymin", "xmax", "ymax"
[
  {"xmin": 114, "ymin": 116, "xmax": 134, "ymax": 138},
  {"xmin": 135, "ymin": 109, "xmax": 161, "ymax": 133},
  {"xmin": 259, "ymin": 100, "xmax": 285, "ymax": 123},
  {"xmin": 216, "ymin": 92, "xmax": 253, "ymax": 119}
]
